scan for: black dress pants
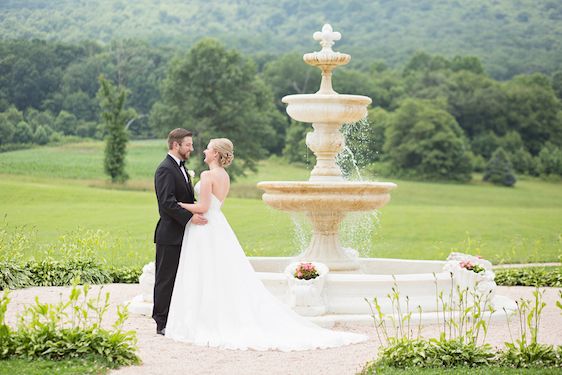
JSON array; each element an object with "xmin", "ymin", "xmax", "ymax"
[{"xmin": 152, "ymin": 243, "xmax": 181, "ymax": 330}]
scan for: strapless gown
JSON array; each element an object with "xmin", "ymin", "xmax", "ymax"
[{"xmin": 165, "ymin": 182, "xmax": 367, "ymax": 351}]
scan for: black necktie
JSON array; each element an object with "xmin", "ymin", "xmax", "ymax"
[{"xmin": 179, "ymin": 160, "xmax": 185, "ymax": 168}]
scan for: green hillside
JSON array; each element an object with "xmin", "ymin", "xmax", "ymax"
[{"xmin": 1, "ymin": 0, "xmax": 561, "ymax": 78}]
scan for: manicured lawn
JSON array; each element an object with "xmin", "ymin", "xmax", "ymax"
[
  {"xmin": 0, "ymin": 358, "xmax": 109, "ymax": 375},
  {"xmin": 368, "ymin": 366, "xmax": 562, "ymax": 374},
  {"xmin": 0, "ymin": 141, "xmax": 561, "ymax": 265}
]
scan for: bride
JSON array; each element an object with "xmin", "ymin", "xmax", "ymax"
[{"xmin": 165, "ymin": 138, "xmax": 367, "ymax": 351}]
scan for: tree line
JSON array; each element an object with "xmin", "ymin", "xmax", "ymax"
[
  {"xmin": 0, "ymin": 39, "xmax": 561, "ymax": 183},
  {"xmin": 1, "ymin": 0, "xmax": 561, "ymax": 79}
]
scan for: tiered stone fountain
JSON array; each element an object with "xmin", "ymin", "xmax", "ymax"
[
  {"xmin": 250, "ymin": 24, "xmax": 515, "ymax": 324},
  {"xmin": 130, "ymin": 24, "xmax": 516, "ymax": 325}
]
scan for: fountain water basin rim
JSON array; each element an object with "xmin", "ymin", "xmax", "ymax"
[
  {"xmin": 282, "ymin": 94, "xmax": 372, "ymax": 124},
  {"xmin": 258, "ymin": 181, "xmax": 397, "ymax": 212},
  {"xmin": 257, "ymin": 180, "xmax": 397, "ymax": 193},
  {"xmin": 282, "ymin": 93, "xmax": 372, "ymax": 105}
]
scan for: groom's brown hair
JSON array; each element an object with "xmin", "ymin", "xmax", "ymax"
[{"xmin": 168, "ymin": 128, "xmax": 193, "ymax": 149}]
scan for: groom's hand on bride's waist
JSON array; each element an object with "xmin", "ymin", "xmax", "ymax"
[{"xmin": 191, "ymin": 214, "xmax": 208, "ymax": 225}]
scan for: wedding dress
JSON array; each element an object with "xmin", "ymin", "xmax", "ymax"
[{"xmin": 165, "ymin": 182, "xmax": 367, "ymax": 351}]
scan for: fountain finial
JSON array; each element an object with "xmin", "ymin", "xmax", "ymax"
[
  {"xmin": 313, "ymin": 24, "xmax": 341, "ymax": 50},
  {"xmin": 304, "ymin": 24, "xmax": 351, "ymax": 95}
]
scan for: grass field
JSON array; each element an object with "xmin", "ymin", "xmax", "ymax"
[{"xmin": 0, "ymin": 141, "xmax": 560, "ymax": 265}]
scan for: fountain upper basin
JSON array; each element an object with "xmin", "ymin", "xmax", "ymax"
[
  {"xmin": 282, "ymin": 94, "xmax": 372, "ymax": 124},
  {"xmin": 257, "ymin": 181, "xmax": 397, "ymax": 212}
]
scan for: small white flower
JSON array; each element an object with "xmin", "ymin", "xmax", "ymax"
[{"xmin": 187, "ymin": 169, "xmax": 195, "ymax": 178}]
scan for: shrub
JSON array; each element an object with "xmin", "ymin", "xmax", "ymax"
[
  {"xmin": 108, "ymin": 266, "xmax": 142, "ymax": 284},
  {"xmin": 0, "ymin": 260, "xmax": 32, "ymax": 290},
  {"xmin": 494, "ymin": 267, "xmax": 562, "ymax": 287},
  {"xmin": 27, "ymin": 257, "xmax": 112, "ymax": 287},
  {"xmin": 0, "ymin": 220, "xmax": 34, "ymax": 290}
]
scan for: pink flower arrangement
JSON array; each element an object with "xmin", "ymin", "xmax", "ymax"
[
  {"xmin": 459, "ymin": 259, "xmax": 485, "ymax": 274},
  {"xmin": 293, "ymin": 262, "xmax": 319, "ymax": 280}
]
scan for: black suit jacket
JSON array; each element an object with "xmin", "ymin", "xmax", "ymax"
[{"xmin": 153, "ymin": 154, "xmax": 195, "ymax": 245}]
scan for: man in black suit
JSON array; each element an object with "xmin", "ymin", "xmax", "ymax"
[{"xmin": 153, "ymin": 128, "xmax": 207, "ymax": 335}]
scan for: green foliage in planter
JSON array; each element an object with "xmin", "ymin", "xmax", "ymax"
[
  {"xmin": 0, "ymin": 285, "xmax": 140, "ymax": 367},
  {"xmin": 495, "ymin": 267, "xmax": 562, "ymax": 287}
]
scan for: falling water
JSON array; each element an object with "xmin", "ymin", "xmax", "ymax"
[
  {"xmin": 336, "ymin": 117, "xmax": 382, "ymax": 256},
  {"xmin": 290, "ymin": 212, "xmax": 312, "ymax": 255},
  {"xmin": 336, "ymin": 117, "xmax": 377, "ymax": 180},
  {"xmin": 340, "ymin": 211, "xmax": 381, "ymax": 258},
  {"xmin": 288, "ymin": 117, "xmax": 384, "ymax": 257},
  {"xmin": 337, "ymin": 146, "xmax": 363, "ymax": 180}
]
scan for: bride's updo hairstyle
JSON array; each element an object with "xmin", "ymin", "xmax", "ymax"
[{"xmin": 211, "ymin": 138, "xmax": 234, "ymax": 168}]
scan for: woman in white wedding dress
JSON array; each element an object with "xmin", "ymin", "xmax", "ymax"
[{"xmin": 165, "ymin": 138, "xmax": 367, "ymax": 351}]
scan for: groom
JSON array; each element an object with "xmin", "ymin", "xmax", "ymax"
[{"xmin": 153, "ymin": 128, "xmax": 207, "ymax": 335}]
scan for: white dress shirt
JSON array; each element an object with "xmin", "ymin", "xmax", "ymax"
[{"xmin": 168, "ymin": 152, "xmax": 189, "ymax": 184}]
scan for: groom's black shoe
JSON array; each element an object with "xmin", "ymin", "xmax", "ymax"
[{"xmin": 157, "ymin": 327, "xmax": 166, "ymax": 336}]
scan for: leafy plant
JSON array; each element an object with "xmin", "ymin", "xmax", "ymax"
[
  {"xmin": 0, "ymin": 219, "xmax": 34, "ymax": 290},
  {"xmin": 1, "ymin": 284, "xmax": 140, "ymax": 367},
  {"xmin": 499, "ymin": 288, "xmax": 560, "ymax": 368},
  {"xmin": 364, "ymin": 274, "xmax": 497, "ymax": 371}
]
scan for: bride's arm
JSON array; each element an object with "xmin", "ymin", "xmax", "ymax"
[{"xmin": 179, "ymin": 171, "xmax": 212, "ymax": 214}]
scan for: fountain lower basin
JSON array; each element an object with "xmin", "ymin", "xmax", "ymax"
[{"xmin": 250, "ymin": 256, "xmax": 517, "ymax": 325}]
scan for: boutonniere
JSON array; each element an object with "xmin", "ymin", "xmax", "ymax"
[{"xmin": 187, "ymin": 169, "xmax": 195, "ymax": 179}]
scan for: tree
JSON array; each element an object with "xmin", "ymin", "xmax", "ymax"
[
  {"xmin": 383, "ymin": 98, "xmax": 472, "ymax": 181},
  {"xmin": 262, "ymin": 52, "xmax": 321, "ymax": 112},
  {"xmin": 283, "ymin": 120, "xmax": 314, "ymax": 166},
  {"xmin": 97, "ymin": 75, "xmax": 135, "ymax": 183},
  {"xmin": 537, "ymin": 142, "xmax": 562, "ymax": 177},
  {"xmin": 503, "ymin": 74, "xmax": 561, "ymax": 154},
  {"xmin": 54, "ymin": 111, "xmax": 78, "ymax": 135},
  {"xmin": 151, "ymin": 38, "xmax": 277, "ymax": 177},
  {"xmin": 13, "ymin": 121, "xmax": 33, "ymax": 143},
  {"xmin": 483, "ymin": 148, "xmax": 516, "ymax": 187},
  {"xmin": 0, "ymin": 114, "xmax": 15, "ymax": 145},
  {"xmin": 552, "ymin": 71, "xmax": 562, "ymax": 100},
  {"xmin": 446, "ymin": 71, "xmax": 508, "ymax": 138},
  {"xmin": 33, "ymin": 125, "xmax": 49, "ymax": 145}
]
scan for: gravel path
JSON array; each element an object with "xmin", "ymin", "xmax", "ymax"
[{"xmin": 5, "ymin": 284, "xmax": 562, "ymax": 375}]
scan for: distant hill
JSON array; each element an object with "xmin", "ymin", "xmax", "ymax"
[{"xmin": 1, "ymin": 0, "xmax": 561, "ymax": 78}]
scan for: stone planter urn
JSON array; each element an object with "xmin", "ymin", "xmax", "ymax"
[
  {"xmin": 444, "ymin": 253, "xmax": 497, "ymax": 302},
  {"xmin": 284, "ymin": 262, "xmax": 329, "ymax": 316}
]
